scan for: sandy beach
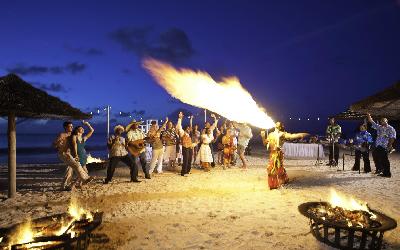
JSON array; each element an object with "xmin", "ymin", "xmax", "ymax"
[{"xmin": 0, "ymin": 148, "xmax": 399, "ymax": 250}]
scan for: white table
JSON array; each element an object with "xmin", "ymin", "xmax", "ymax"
[{"xmin": 282, "ymin": 143, "xmax": 325, "ymax": 158}]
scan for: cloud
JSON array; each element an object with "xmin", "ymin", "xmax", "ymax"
[
  {"xmin": 6, "ymin": 62, "xmax": 87, "ymax": 75},
  {"xmin": 33, "ymin": 82, "xmax": 68, "ymax": 93},
  {"xmin": 110, "ymin": 27, "xmax": 194, "ymax": 62},
  {"xmin": 66, "ymin": 62, "xmax": 86, "ymax": 74},
  {"xmin": 65, "ymin": 45, "xmax": 104, "ymax": 56}
]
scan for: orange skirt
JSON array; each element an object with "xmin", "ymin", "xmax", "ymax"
[{"xmin": 267, "ymin": 150, "xmax": 289, "ymax": 189}]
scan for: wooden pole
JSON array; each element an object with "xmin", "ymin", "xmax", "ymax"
[{"xmin": 8, "ymin": 113, "xmax": 16, "ymax": 198}]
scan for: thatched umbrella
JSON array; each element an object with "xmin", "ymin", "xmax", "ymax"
[
  {"xmin": 333, "ymin": 109, "xmax": 367, "ymax": 121},
  {"xmin": 0, "ymin": 74, "xmax": 91, "ymax": 198},
  {"xmin": 350, "ymin": 82, "xmax": 400, "ymax": 120}
]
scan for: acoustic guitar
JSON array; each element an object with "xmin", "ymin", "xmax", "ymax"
[{"xmin": 127, "ymin": 137, "xmax": 152, "ymax": 156}]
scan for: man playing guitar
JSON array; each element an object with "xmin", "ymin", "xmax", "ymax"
[{"xmin": 126, "ymin": 119, "xmax": 151, "ymax": 179}]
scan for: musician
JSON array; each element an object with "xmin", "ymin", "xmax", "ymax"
[
  {"xmin": 126, "ymin": 119, "xmax": 151, "ymax": 179},
  {"xmin": 176, "ymin": 112, "xmax": 196, "ymax": 176},
  {"xmin": 351, "ymin": 123, "xmax": 373, "ymax": 173},
  {"xmin": 326, "ymin": 117, "xmax": 341, "ymax": 166},
  {"xmin": 105, "ymin": 125, "xmax": 140, "ymax": 183},
  {"xmin": 367, "ymin": 114, "xmax": 396, "ymax": 177}
]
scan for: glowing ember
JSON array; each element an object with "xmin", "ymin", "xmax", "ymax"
[
  {"xmin": 86, "ymin": 154, "xmax": 103, "ymax": 164},
  {"xmin": 68, "ymin": 196, "xmax": 93, "ymax": 222},
  {"xmin": 8, "ymin": 218, "xmax": 36, "ymax": 246},
  {"xmin": 143, "ymin": 58, "xmax": 275, "ymax": 129}
]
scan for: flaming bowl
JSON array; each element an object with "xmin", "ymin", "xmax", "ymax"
[
  {"xmin": 298, "ymin": 202, "xmax": 397, "ymax": 250},
  {"xmin": 0, "ymin": 211, "xmax": 103, "ymax": 250}
]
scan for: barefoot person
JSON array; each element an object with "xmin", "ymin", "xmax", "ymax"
[
  {"xmin": 221, "ymin": 127, "xmax": 235, "ymax": 169},
  {"xmin": 261, "ymin": 122, "xmax": 308, "ymax": 189},
  {"xmin": 147, "ymin": 118, "xmax": 168, "ymax": 174},
  {"xmin": 233, "ymin": 122, "xmax": 253, "ymax": 169},
  {"xmin": 53, "ymin": 121, "xmax": 93, "ymax": 191},
  {"xmin": 105, "ymin": 125, "xmax": 140, "ymax": 183},
  {"xmin": 70, "ymin": 121, "xmax": 94, "ymax": 174}
]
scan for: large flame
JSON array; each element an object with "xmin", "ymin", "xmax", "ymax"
[
  {"xmin": 329, "ymin": 189, "xmax": 370, "ymax": 212},
  {"xmin": 143, "ymin": 58, "xmax": 275, "ymax": 129}
]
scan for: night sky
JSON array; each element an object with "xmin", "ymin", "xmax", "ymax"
[{"xmin": 1, "ymin": 0, "xmax": 400, "ymax": 132}]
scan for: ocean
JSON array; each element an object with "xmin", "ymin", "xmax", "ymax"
[{"xmin": 0, "ymin": 133, "xmax": 109, "ymax": 164}]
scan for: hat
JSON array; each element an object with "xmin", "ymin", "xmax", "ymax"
[
  {"xmin": 114, "ymin": 125, "xmax": 125, "ymax": 133},
  {"xmin": 125, "ymin": 119, "xmax": 143, "ymax": 132}
]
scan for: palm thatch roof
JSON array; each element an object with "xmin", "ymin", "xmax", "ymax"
[
  {"xmin": 0, "ymin": 74, "xmax": 91, "ymax": 119},
  {"xmin": 333, "ymin": 109, "xmax": 366, "ymax": 121},
  {"xmin": 350, "ymin": 81, "xmax": 400, "ymax": 120}
]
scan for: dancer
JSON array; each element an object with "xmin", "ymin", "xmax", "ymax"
[
  {"xmin": 70, "ymin": 121, "xmax": 94, "ymax": 174},
  {"xmin": 261, "ymin": 122, "xmax": 308, "ymax": 189},
  {"xmin": 176, "ymin": 112, "xmax": 197, "ymax": 176},
  {"xmin": 105, "ymin": 125, "xmax": 140, "ymax": 183},
  {"xmin": 53, "ymin": 121, "xmax": 93, "ymax": 191},
  {"xmin": 126, "ymin": 119, "xmax": 151, "ymax": 179},
  {"xmin": 221, "ymin": 127, "xmax": 235, "ymax": 169},
  {"xmin": 147, "ymin": 119, "xmax": 168, "ymax": 174},
  {"xmin": 367, "ymin": 114, "xmax": 396, "ymax": 177},
  {"xmin": 191, "ymin": 124, "xmax": 201, "ymax": 165},
  {"xmin": 233, "ymin": 122, "xmax": 253, "ymax": 169},
  {"xmin": 162, "ymin": 121, "xmax": 178, "ymax": 170},
  {"xmin": 198, "ymin": 127, "xmax": 215, "ymax": 171}
]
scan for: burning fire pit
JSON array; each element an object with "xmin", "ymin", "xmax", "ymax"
[
  {"xmin": 86, "ymin": 155, "xmax": 106, "ymax": 171},
  {"xmin": 298, "ymin": 190, "xmax": 397, "ymax": 250},
  {"xmin": 0, "ymin": 199, "xmax": 102, "ymax": 250}
]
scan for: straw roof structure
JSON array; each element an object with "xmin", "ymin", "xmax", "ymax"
[
  {"xmin": 350, "ymin": 82, "xmax": 400, "ymax": 120},
  {"xmin": 333, "ymin": 109, "xmax": 366, "ymax": 121},
  {"xmin": 0, "ymin": 74, "xmax": 91, "ymax": 119}
]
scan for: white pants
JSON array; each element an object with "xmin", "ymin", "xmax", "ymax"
[
  {"xmin": 163, "ymin": 145, "xmax": 176, "ymax": 162},
  {"xmin": 149, "ymin": 148, "xmax": 164, "ymax": 173},
  {"xmin": 58, "ymin": 152, "xmax": 90, "ymax": 188}
]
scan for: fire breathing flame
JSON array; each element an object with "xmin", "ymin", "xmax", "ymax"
[
  {"xmin": 330, "ymin": 189, "xmax": 370, "ymax": 212},
  {"xmin": 143, "ymin": 58, "xmax": 275, "ymax": 129},
  {"xmin": 86, "ymin": 154, "xmax": 103, "ymax": 164}
]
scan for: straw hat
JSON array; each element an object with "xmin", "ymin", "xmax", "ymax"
[
  {"xmin": 114, "ymin": 125, "xmax": 125, "ymax": 133},
  {"xmin": 125, "ymin": 119, "xmax": 143, "ymax": 132}
]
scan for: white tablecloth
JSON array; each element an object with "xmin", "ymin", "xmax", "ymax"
[{"xmin": 282, "ymin": 143, "xmax": 325, "ymax": 158}]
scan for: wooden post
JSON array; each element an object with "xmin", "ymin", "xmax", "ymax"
[{"xmin": 8, "ymin": 113, "xmax": 16, "ymax": 198}]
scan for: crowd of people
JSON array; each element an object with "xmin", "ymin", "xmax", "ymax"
[
  {"xmin": 53, "ymin": 112, "xmax": 254, "ymax": 191},
  {"xmin": 53, "ymin": 112, "xmax": 396, "ymax": 191}
]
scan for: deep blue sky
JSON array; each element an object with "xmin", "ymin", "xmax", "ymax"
[{"xmin": 1, "ymin": 0, "xmax": 400, "ymax": 129}]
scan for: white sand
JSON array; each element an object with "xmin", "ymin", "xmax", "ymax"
[{"xmin": 0, "ymin": 149, "xmax": 399, "ymax": 249}]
